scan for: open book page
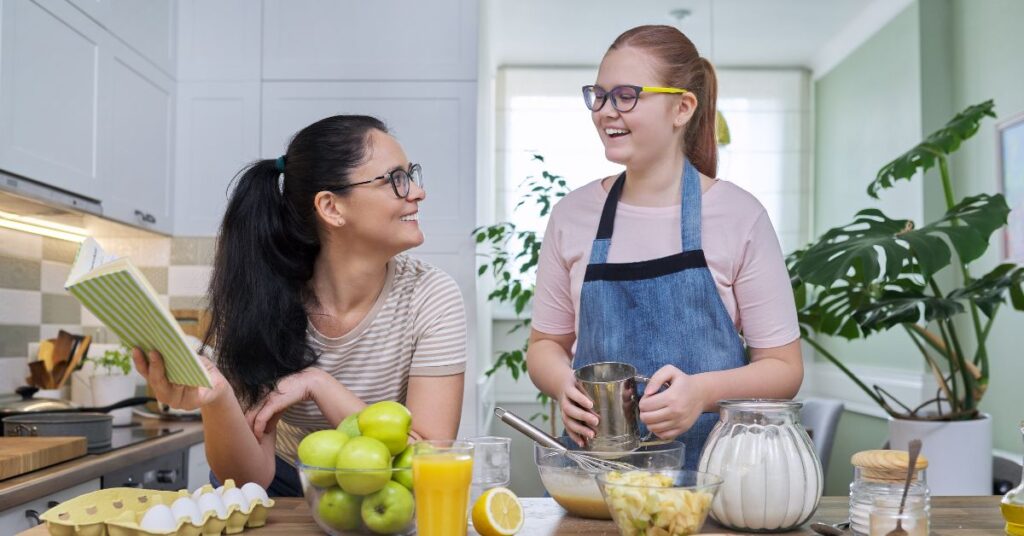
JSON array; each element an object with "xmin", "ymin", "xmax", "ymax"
[{"xmin": 64, "ymin": 238, "xmax": 213, "ymax": 387}]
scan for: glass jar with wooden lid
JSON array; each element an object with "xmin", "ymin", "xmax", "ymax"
[{"xmin": 848, "ymin": 449, "xmax": 930, "ymax": 536}]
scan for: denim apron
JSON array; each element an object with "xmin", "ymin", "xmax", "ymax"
[{"xmin": 574, "ymin": 158, "xmax": 747, "ymax": 470}]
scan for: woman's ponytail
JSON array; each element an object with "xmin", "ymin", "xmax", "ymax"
[{"xmin": 685, "ymin": 57, "xmax": 719, "ymax": 178}]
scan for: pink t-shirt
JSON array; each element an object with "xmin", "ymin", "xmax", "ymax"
[{"xmin": 533, "ymin": 178, "xmax": 800, "ymax": 349}]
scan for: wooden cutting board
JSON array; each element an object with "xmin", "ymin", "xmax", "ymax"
[{"xmin": 0, "ymin": 437, "xmax": 88, "ymax": 480}]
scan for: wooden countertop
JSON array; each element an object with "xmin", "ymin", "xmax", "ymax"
[
  {"xmin": 0, "ymin": 417, "xmax": 204, "ymax": 510},
  {"xmin": 18, "ymin": 495, "xmax": 1007, "ymax": 535}
]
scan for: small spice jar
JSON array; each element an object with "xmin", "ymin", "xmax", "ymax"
[
  {"xmin": 869, "ymin": 495, "xmax": 929, "ymax": 536},
  {"xmin": 848, "ymin": 449, "xmax": 930, "ymax": 536}
]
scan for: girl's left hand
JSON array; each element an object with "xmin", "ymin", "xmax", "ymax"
[
  {"xmin": 638, "ymin": 365, "xmax": 706, "ymax": 440},
  {"xmin": 248, "ymin": 367, "xmax": 326, "ymax": 441}
]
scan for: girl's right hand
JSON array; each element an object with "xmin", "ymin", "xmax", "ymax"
[
  {"xmin": 132, "ymin": 348, "xmax": 230, "ymax": 410},
  {"xmin": 558, "ymin": 373, "xmax": 599, "ymax": 447}
]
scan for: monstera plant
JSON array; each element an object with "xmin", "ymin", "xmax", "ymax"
[{"xmin": 789, "ymin": 100, "xmax": 1024, "ymax": 421}]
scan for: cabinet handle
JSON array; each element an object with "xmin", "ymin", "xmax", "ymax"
[
  {"xmin": 133, "ymin": 210, "xmax": 157, "ymax": 224},
  {"xmin": 25, "ymin": 509, "xmax": 41, "ymax": 526},
  {"xmin": 156, "ymin": 469, "xmax": 178, "ymax": 484}
]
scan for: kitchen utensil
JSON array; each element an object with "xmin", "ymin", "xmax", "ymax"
[
  {"xmin": 50, "ymin": 361, "xmax": 69, "ymax": 388},
  {"xmin": 596, "ymin": 469, "xmax": 722, "ymax": 535},
  {"xmin": 886, "ymin": 439, "xmax": 922, "ymax": 536},
  {"xmin": 51, "ymin": 330, "xmax": 77, "ymax": 366},
  {"xmin": 494, "ymin": 407, "xmax": 636, "ymax": 473},
  {"xmin": 574, "ymin": 361, "xmax": 650, "ymax": 451},
  {"xmin": 0, "ymin": 436, "xmax": 88, "ymax": 480},
  {"xmin": 56, "ymin": 334, "xmax": 90, "ymax": 388},
  {"xmin": 27, "ymin": 361, "xmax": 53, "ymax": 389},
  {"xmin": 37, "ymin": 340, "xmax": 56, "ymax": 371},
  {"xmin": 3, "ymin": 413, "xmax": 113, "ymax": 451},
  {"xmin": 699, "ymin": 399, "xmax": 823, "ymax": 532},
  {"xmin": 810, "ymin": 520, "xmax": 851, "ymax": 535}
]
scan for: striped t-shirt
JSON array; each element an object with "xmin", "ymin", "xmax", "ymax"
[{"xmin": 275, "ymin": 254, "xmax": 467, "ymax": 464}]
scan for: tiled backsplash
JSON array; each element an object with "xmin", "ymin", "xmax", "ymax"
[{"xmin": 0, "ymin": 228, "xmax": 215, "ymax": 393}]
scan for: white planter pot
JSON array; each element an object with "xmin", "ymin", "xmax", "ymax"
[
  {"xmin": 86, "ymin": 374, "xmax": 137, "ymax": 426},
  {"xmin": 888, "ymin": 413, "xmax": 992, "ymax": 496}
]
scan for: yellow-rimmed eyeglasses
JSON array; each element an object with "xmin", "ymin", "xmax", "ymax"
[{"xmin": 582, "ymin": 85, "xmax": 688, "ymax": 113}]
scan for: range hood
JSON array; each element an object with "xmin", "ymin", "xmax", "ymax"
[{"xmin": 0, "ymin": 169, "xmax": 153, "ymax": 241}]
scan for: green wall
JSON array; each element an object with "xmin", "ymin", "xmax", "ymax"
[
  {"xmin": 813, "ymin": 3, "xmax": 925, "ymax": 372},
  {"xmin": 814, "ymin": 0, "xmax": 1024, "ymax": 495},
  {"xmin": 947, "ymin": 0, "xmax": 1024, "ymax": 455}
]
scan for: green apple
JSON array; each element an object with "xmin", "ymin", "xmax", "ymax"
[
  {"xmin": 298, "ymin": 429, "xmax": 350, "ymax": 487},
  {"xmin": 317, "ymin": 486, "xmax": 362, "ymax": 531},
  {"xmin": 391, "ymin": 444, "xmax": 414, "ymax": 490},
  {"xmin": 361, "ymin": 481, "xmax": 415, "ymax": 534},
  {"xmin": 335, "ymin": 436, "xmax": 392, "ymax": 495},
  {"xmin": 338, "ymin": 413, "xmax": 361, "ymax": 437},
  {"xmin": 358, "ymin": 401, "xmax": 412, "ymax": 456}
]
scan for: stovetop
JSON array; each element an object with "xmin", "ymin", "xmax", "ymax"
[{"xmin": 90, "ymin": 425, "xmax": 183, "ymax": 454}]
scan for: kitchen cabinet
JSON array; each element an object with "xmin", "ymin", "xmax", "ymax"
[
  {"xmin": 262, "ymin": 0, "xmax": 476, "ymax": 81},
  {"xmin": 98, "ymin": 37, "xmax": 175, "ymax": 234},
  {"xmin": 173, "ymin": 82, "xmax": 259, "ymax": 236},
  {"xmin": 67, "ymin": 0, "xmax": 176, "ymax": 77},
  {"xmin": 0, "ymin": 478, "xmax": 99, "ymax": 535},
  {"xmin": 0, "ymin": 0, "xmax": 105, "ymax": 198},
  {"xmin": 0, "ymin": 0, "xmax": 174, "ymax": 233}
]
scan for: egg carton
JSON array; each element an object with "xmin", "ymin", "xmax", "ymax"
[{"xmin": 39, "ymin": 480, "xmax": 275, "ymax": 536}]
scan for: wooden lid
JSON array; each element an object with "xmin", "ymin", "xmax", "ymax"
[{"xmin": 851, "ymin": 449, "xmax": 929, "ymax": 483}]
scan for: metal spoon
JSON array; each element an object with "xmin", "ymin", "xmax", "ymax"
[
  {"xmin": 810, "ymin": 520, "xmax": 850, "ymax": 535},
  {"xmin": 886, "ymin": 439, "xmax": 922, "ymax": 536}
]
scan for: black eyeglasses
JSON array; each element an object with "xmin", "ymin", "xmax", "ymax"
[
  {"xmin": 332, "ymin": 163, "xmax": 423, "ymax": 198},
  {"xmin": 582, "ymin": 84, "xmax": 688, "ymax": 113}
]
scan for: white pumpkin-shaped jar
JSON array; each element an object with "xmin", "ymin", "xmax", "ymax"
[{"xmin": 698, "ymin": 400, "xmax": 823, "ymax": 532}]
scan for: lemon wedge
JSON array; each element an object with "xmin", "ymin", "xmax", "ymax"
[{"xmin": 471, "ymin": 487, "xmax": 524, "ymax": 536}]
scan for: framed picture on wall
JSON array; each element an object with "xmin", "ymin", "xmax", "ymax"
[{"xmin": 998, "ymin": 112, "xmax": 1024, "ymax": 262}]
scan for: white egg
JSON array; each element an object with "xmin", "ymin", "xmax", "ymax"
[
  {"xmin": 139, "ymin": 504, "xmax": 177, "ymax": 532},
  {"xmin": 221, "ymin": 488, "xmax": 247, "ymax": 511},
  {"xmin": 170, "ymin": 497, "xmax": 203, "ymax": 525},
  {"xmin": 240, "ymin": 482, "xmax": 270, "ymax": 507},
  {"xmin": 214, "ymin": 485, "xmax": 226, "ymax": 496},
  {"xmin": 197, "ymin": 492, "xmax": 228, "ymax": 518}
]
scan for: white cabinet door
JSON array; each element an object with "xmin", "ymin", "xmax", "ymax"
[
  {"xmin": 99, "ymin": 39, "xmax": 175, "ymax": 234},
  {"xmin": 107, "ymin": 0, "xmax": 176, "ymax": 76},
  {"xmin": 177, "ymin": 0, "xmax": 260, "ymax": 82},
  {"xmin": 0, "ymin": 478, "xmax": 100, "ymax": 535},
  {"xmin": 174, "ymin": 82, "xmax": 260, "ymax": 236},
  {"xmin": 187, "ymin": 442, "xmax": 210, "ymax": 490},
  {"xmin": 0, "ymin": 0, "xmax": 104, "ymax": 198},
  {"xmin": 262, "ymin": 0, "xmax": 477, "ymax": 81}
]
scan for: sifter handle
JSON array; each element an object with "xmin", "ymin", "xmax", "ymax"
[{"xmin": 494, "ymin": 407, "xmax": 567, "ymax": 451}]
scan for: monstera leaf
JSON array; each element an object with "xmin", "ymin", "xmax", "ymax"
[
  {"xmin": 797, "ymin": 194, "xmax": 1009, "ymax": 287},
  {"xmin": 949, "ymin": 263, "xmax": 1024, "ymax": 317},
  {"xmin": 856, "ymin": 291, "xmax": 965, "ymax": 334},
  {"xmin": 868, "ymin": 100, "xmax": 996, "ymax": 198}
]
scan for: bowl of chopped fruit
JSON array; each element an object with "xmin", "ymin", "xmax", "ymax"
[{"xmin": 596, "ymin": 469, "xmax": 722, "ymax": 536}]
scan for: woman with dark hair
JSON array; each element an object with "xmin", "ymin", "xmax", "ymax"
[
  {"xmin": 133, "ymin": 115, "xmax": 467, "ymax": 495},
  {"xmin": 526, "ymin": 25, "xmax": 802, "ymax": 469}
]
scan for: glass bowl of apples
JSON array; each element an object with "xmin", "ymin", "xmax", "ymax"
[
  {"xmin": 596, "ymin": 469, "xmax": 722, "ymax": 536},
  {"xmin": 297, "ymin": 401, "xmax": 416, "ymax": 535}
]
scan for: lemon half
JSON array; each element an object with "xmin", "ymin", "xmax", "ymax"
[{"xmin": 471, "ymin": 487, "xmax": 524, "ymax": 536}]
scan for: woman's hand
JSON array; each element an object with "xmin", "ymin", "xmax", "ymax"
[
  {"xmin": 557, "ymin": 373, "xmax": 599, "ymax": 447},
  {"xmin": 638, "ymin": 365, "xmax": 707, "ymax": 440},
  {"xmin": 132, "ymin": 349, "xmax": 230, "ymax": 411},
  {"xmin": 247, "ymin": 367, "xmax": 328, "ymax": 441}
]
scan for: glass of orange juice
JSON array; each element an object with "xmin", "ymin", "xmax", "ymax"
[{"xmin": 412, "ymin": 440, "xmax": 474, "ymax": 536}]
